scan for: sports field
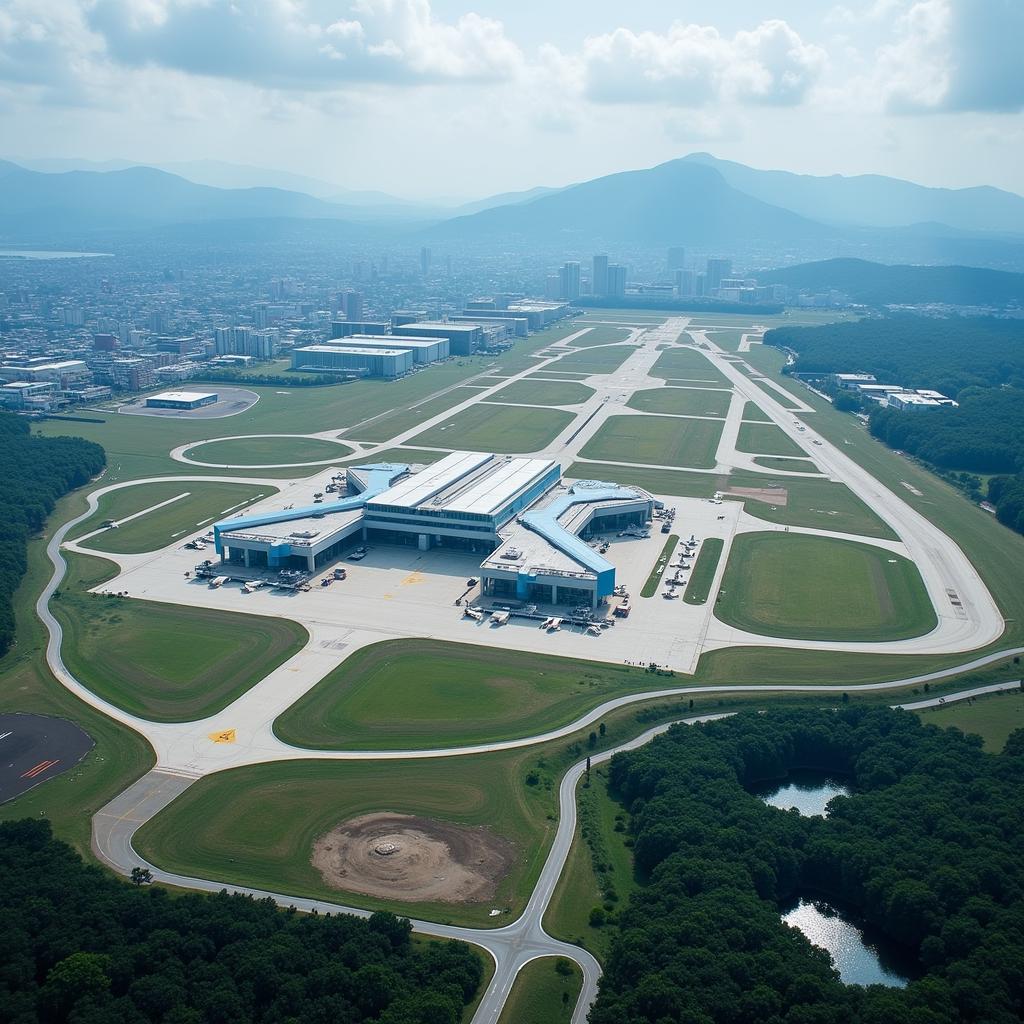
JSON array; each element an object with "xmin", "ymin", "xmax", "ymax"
[
  {"xmin": 736, "ymin": 422, "xmax": 808, "ymax": 457},
  {"xmin": 274, "ymin": 640, "xmax": 660, "ymax": 750},
  {"xmin": 410, "ymin": 404, "xmax": 574, "ymax": 453},
  {"xmin": 627, "ymin": 387, "xmax": 731, "ymax": 418},
  {"xmin": 914, "ymin": 689, "xmax": 1024, "ymax": 751},
  {"xmin": 497, "ymin": 958, "xmax": 582, "ymax": 1024},
  {"xmin": 580, "ymin": 415, "xmax": 721, "ymax": 469},
  {"xmin": 649, "ymin": 347, "xmax": 728, "ymax": 383},
  {"xmin": 55, "ymin": 555, "xmax": 308, "ymax": 722},
  {"xmin": 73, "ymin": 482, "xmax": 272, "ymax": 554},
  {"xmin": 716, "ymin": 532, "xmax": 937, "ymax": 641},
  {"xmin": 483, "ymin": 380, "xmax": 595, "ymax": 407},
  {"xmin": 185, "ymin": 436, "xmax": 352, "ymax": 466}
]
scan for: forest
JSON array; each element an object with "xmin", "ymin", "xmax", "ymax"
[
  {"xmin": 0, "ymin": 819, "xmax": 482, "ymax": 1024},
  {"xmin": 590, "ymin": 707, "xmax": 1024, "ymax": 1024},
  {"xmin": 765, "ymin": 316, "xmax": 1024, "ymax": 396},
  {"xmin": 0, "ymin": 413, "xmax": 105, "ymax": 656}
]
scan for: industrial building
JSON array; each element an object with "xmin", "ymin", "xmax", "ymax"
[
  {"xmin": 292, "ymin": 344, "xmax": 414, "ymax": 379},
  {"xmin": 213, "ymin": 451, "xmax": 654, "ymax": 607},
  {"xmin": 145, "ymin": 390, "xmax": 218, "ymax": 410},
  {"xmin": 344, "ymin": 334, "xmax": 450, "ymax": 364},
  {"xmin": 330, "ymin": 320, "xmax": 391, "ymax": 339},
  {"xmin": 392, "ymin": 322, "xmax": 483, "ymax": 356}
]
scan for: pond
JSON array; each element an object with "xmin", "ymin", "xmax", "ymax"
[
  {"xmin": 782, "ymin": 898, "xmax": 916, "ymax": 987},
  {"xmin": 754, "ymin": 769, "xmax": 851, "ymax": 817}
]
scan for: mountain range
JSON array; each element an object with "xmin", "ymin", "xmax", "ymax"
[{"xmin": 3, "ymin": 154, "xmax": 1024, "ymax": 268}]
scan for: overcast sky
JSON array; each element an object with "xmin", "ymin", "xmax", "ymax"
[{"xmin": 2, "ymin": 0, "xmax": 1022, "ymax": 199}]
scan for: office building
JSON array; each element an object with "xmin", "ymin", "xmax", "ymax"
[
  {"xmin": 420, "ymin": 247, "xmax": 432, "ymax": 276},
  {"xmin": 592, "ymin": 254, "xmax": 609, "ymax": 296},
  {"xmin": 559, "ymin": 262, "xmax": 581, "ymax": 301},
  {"xmin": 342, "ymin": 291, "xmax": 364, "ymax": 322},
  {"xmin": 674, "ymin": 269, "xmax": 697, "ymax": 298},
  {"xmin": 667, "ymin": 247, "xmax": 686, "ymax": 270},
  {"xmin": 706, "ymin": 258, "xmax": 733, "ymax": 294},
  {"xmin": 607, "ymin": 264, "xmax": 627, "ymax": 298}
]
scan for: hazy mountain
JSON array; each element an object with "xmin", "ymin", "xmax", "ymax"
[
  {"xmin": 0, "ymin": 161, "xmax": 357, "ymax": 237},
  {"xmin": 451, "ymin": 185, "xmax": 566, "ymax": 217},
  {"xmin": 760, "ymin": 257, "xmax": 1024, "ymax": 307},
  {"xmin": 426, "ymin": 160, "xmax": 829, "ymax": 246},
  {"xmin": 684, "ymin": 153, "xmax": 1024, "ymax": 236}
]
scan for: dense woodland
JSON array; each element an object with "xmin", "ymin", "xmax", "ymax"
[
  {"xmin": 766, "ymin": 316, "xmax": 1024, "ymax": 395},
  {"xmin": 0, "ymin": 413, "xmax": 105, "ymax": 656},
  {"xmin": 0, "ymin": 820, "xmax": 482, "ymax": 1024},
  {"xmin": 591, "ymin": 707, "xmax": 1024, "ymax": 1024}
]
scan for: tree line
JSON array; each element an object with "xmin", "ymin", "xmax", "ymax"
[
  {"xmin": 590, "ymin": 707, "xmax": 1024, "ymax": 1024},
  {"xmin": 0, "ymin": 819, "xmax": 482, "ymax": 1024},
  {"xmin": 765, "ymin": 315, "xmax": 1024, "ymax": 396},
  {"xmin": 0, "ymin": 413, "xmax": 105, "ymax": 656}
]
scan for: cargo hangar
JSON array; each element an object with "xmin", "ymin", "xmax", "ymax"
[{"xmin": 213, "ymin": 451, "xmax": 655, "ymax": 608}]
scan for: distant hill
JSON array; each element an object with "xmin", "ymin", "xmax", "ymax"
[
  {"xmin": 760, "ymin": 257, "xmax": 1024, "ymax": 307},
  {"xmin": 426, "ymin": 160, "xmax": 829, "ymax": 247},
  {"xmin": 0, "ymin": 161, "xmax": 364, "ymax": 237},
  {"xmin": 684, "ymin": 153, "xmax": 1024, "ymax": 236}
]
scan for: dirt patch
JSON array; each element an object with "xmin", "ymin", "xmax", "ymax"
[
  {"xmin": 312, "ymin": 812, "xmax": 516, "ymax": 903},
  {"xmin": 723, "ymin": 486, "xmax": 789, "ymax": 506}
]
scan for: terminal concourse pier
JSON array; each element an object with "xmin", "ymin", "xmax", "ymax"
[{"xmin": 214, "ymin": 451, "xmax": 655, "ymax": 609}]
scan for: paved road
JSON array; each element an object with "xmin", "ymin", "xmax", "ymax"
[{"xmin": 0, "ymin": 712, "xmax": 94, "ymax": 804}]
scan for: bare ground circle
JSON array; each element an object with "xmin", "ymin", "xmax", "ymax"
[{"xmin": 311, "ymin": 812, "xmax": 516, "ymax": 903}]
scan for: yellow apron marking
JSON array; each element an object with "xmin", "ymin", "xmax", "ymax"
[
  {"xmin": 401, "ymin": 571, "xmax": 425, "ymax": 586},
  {"xmin": 208, "ymin": 729, "xmax": 236, "ymax": 744}
]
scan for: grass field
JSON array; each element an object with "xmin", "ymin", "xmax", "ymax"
[
  {"xmin": 185, "ymin": 435, "xmax": 352, "ymax": 466},
  {"xmin": 684, "ymin": 537, "xmax": 724, "ymax": 605},
  {"xmin": 640, "ymin": 535, "xmax": 678, "ymax": 598},
  {"xmin": 344, "ymin": 387, "xmax": 486, "ymax": 443},
  {"xmin": 914, "ymin": 689, "xmax": 1024, "ymax": 752},
  {"xmin": 716, "ymin": 532, "xmax": 937, "ymax": 642},
  {"xmin": 742, "ymin": 401, "xmax": 772, "ymax": 422},
  {"xmin": 54, "ymin": 553, "xmax": 308, "ymax": 722},
  {"xmin": 497, "ymin": 958, "xmax": 582, "ymax": 1024},
  {"xmin": 752, "ymin": 456, "xmax": 820, "ymax": 474},
  {"xmin": 579, "ymin": 415, "xmax": 722, "ymax": 469},
  {"xmin": 650, "ymin": 347, "xmax": 728, "ymax": 383},
  {"xmin": 410, "ymin": 404, "xmax": 573, "ymax": 453},
  {"xmin": 627, "ymin": 386, "xmax": 731, "ymax": 418},
  {"xmin": 527, "ymin": 371, "xmax": 592, "ymax": 381},
  {"xmin": 568, "ymin": 326, "xmax": 633, "ymax": 347},
  {"xmin": 552, "ymin": 345, "xmax": 635, "ymax": 375},
  {"xmin": 483, "ymin": 380, "xmax": 595, "ymax": 407},
  {"xmin": 736, "ymin": 423, "xmax": 808, "ymax": 457},
  {"xmin": 72, "ymin": 481, "xmax": 273, "ymax": 553},
  {"xmin": 273, "ymin": 640, "xmax": 670, "ymax": 750}
]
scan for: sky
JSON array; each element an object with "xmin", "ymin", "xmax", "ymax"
[{"xmin": 1, "ymin": 0, "xmax": 1023, "ymax": 200}]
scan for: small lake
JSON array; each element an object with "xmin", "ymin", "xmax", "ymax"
[
  {"xmin": 0, "ymin": 249, "xmax": 113, "ymax": 259},
  {"xmin": 754, "ymin": 769, "xmax": 851, "ymax": 817},
  {"xmin": 782, "ymin": 898, "xmax": 915, "ymax": 987}
]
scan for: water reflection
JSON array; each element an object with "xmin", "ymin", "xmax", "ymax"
[
  {"xmin": 783, "ymin": 898, "xmax": 914, "ymax": 987},
  {"xmin": 756, "ymin": 770, "xmax": 851, "ymax": 817}
]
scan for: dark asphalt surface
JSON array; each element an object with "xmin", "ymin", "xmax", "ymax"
[{"xmin": 0, "ymin": 713, "xmax": 94, "ymax": 805}]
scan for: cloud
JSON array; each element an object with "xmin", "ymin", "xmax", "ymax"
[
  {"xmin": 879, "ymin": 0, "xmax": 1024, "ymax": 113},
  {"xmin": 82, "ymin": 0, "xmax": 524, "ymax": 89},
  {"xmin": 570, "ymin": 18, "xmax": 827, "ymax": 107}
]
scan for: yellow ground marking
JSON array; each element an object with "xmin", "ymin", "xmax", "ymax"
[
  {"xmin": 208, "ymin": 729, "xmax": 236, "ymax": 744},
  {"xmin": 401, "ymin": 571, "xmax": 425, "ymax": 586}
]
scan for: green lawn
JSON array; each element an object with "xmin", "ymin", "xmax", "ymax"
[
  {"xmin": 640, "ymin": 535, "xmax": 678, "ymax": 598},
  {"xmin": 483, "ymin": 380, "xmax": 595, "ymax": 407},
  {"xmin": 354, "ymin": 447, "xmax": 446, "ymax": 465},
  {"xmin": 274, "ymin": 640, "xmax": 670, "ymax": 751},
  {"xmin": 743, "ymin": 401, "xmax": 772, "ymax": 422},
  {"xmin": 716, "ymin": 532, "xmax": 936, "ymax": 642},
  {"xmin": 736, "ymin": 422, "xmax": 808, "ymax": 457},
  {"xmin": 684, "ymin": 537, "xmax": 724, "ymax": 605},
  {"xmin": 552, "ymin": 346, "xmax": 635, "ymax": 375},
  {"xmin": 410, "ymin": 404, "xmax": 574, "ymax": 453},
  {"xmin": 752, "ymin": 456, "xmax": 820, "ymax": 474},
  {"xmin": 568, "ymin": 326, "xmax": 633, "ymax": 347},
  {"xmin": 579, "ymin": 415, "xmax": 722, "ymax": 469},
  {"xmin": 185, "ymin": 436, "xmax": 352, "ymax": 466},
  {"xmin": 72, "ymin": 481, "xmax": 273, "ymax": 553},
  {"xmin": 628, "ymin": 387, "xmax": 731, "ymax": 418},
  {"xmin": 914, "ymin": 689, "xmax": 1024, "ymax": 752},
  {"xmin": 497, "ymin": 957, "xmax": 582, "ymax": 1024},
  {"xmin": 650, "ymin": 347, "xmax": 728, "ymax": 383},
  {"xmin": 54, "ymin": 553, "xmax": 308, "ymax": 722},
  {"xmin": 344, "ymin": 387, "xmax": 484, "ymax": 443},
  {"xmin": 527, "ymin": 371, "xmax": 592, "ymax": 381}
]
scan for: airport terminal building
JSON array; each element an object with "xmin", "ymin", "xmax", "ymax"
[{"xmin": 214, "ymin": 451, "xmax": 654, "ymax": 608}]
